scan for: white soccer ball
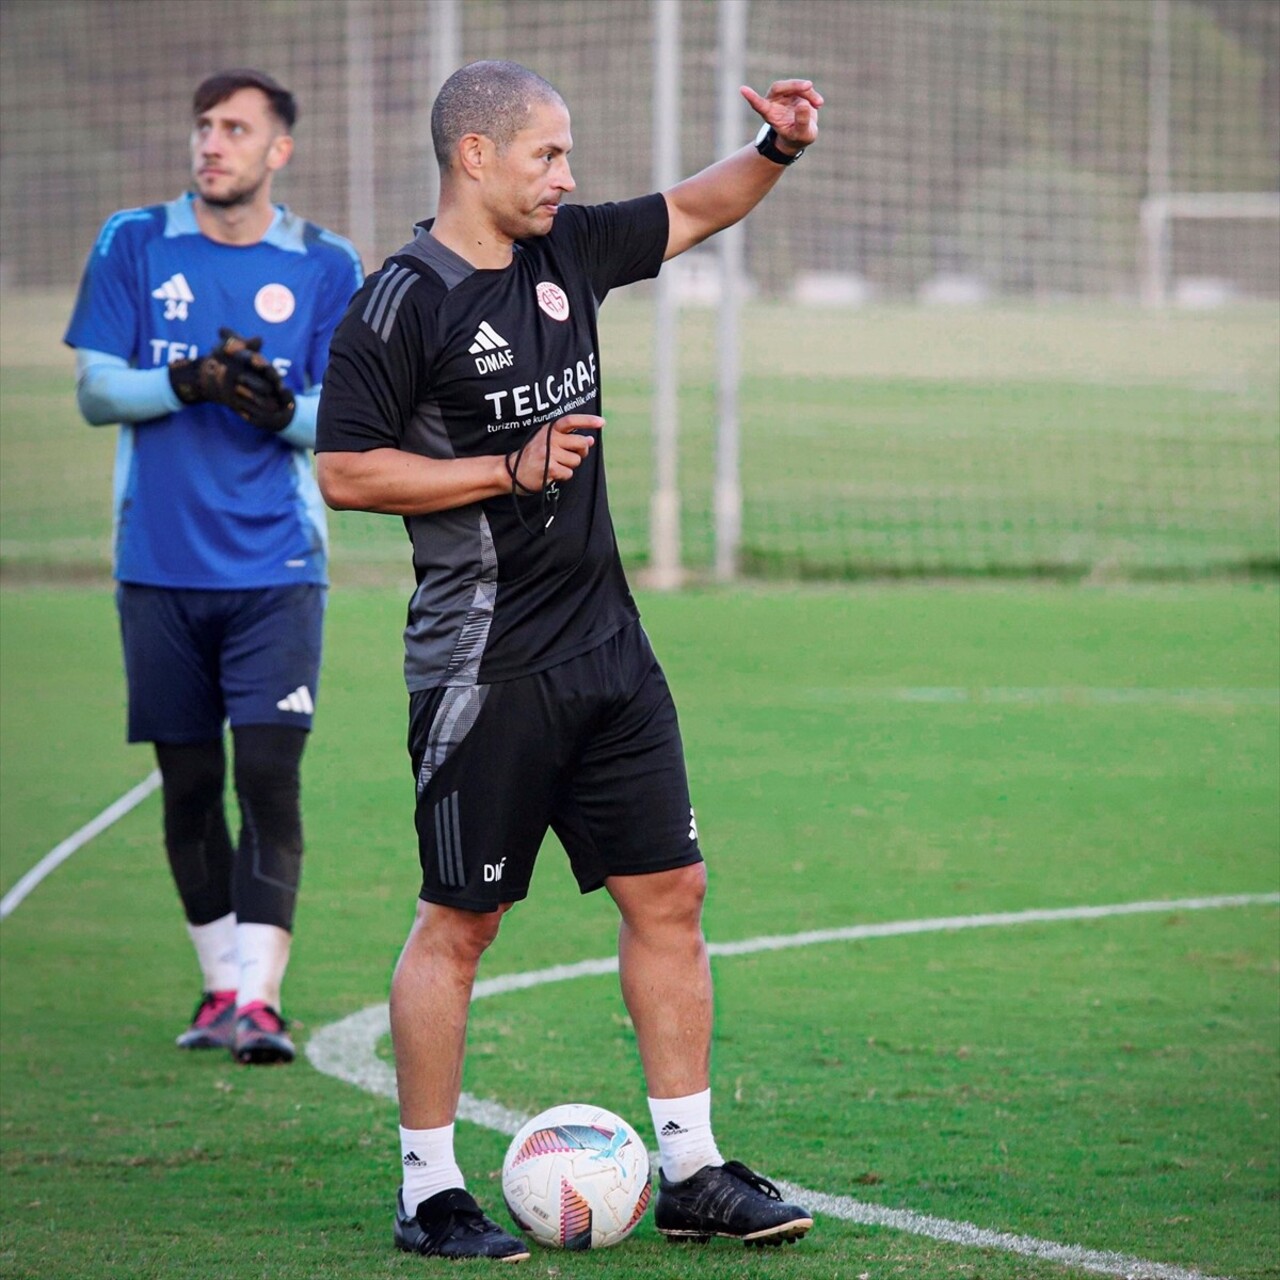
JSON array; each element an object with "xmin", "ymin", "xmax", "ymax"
[{"xmin": 501, "ymin": 1102, "xmax": 652, "ymax": 1250}]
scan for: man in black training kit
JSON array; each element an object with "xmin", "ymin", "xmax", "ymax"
[{"xmin": 317, "ymin": 60, "xmax": 823, "ymax": 1261}]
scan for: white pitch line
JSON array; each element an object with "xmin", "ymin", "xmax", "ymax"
[
  {"xmin": 306, "ymin": 892, "xmax": 1276, "ymax": 1280},
  {"xmin": 773, "ymin": 1184, "xmax": 1234, "ymax": 1280},
  {"xmin": 806, "ymin": 686, "xmax": 1280, "ymax": 708},
  {"xmin": 0, "ymin": 770, "xmax": 161, "ymax": 921}
]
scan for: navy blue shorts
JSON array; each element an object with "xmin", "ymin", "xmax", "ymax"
[
  {"xmin": 116, "ymin": 583, "xmax": 325, "ymax": 743},
  {"xmin": 407, "ymin": 621, "xmax": 703, "ymax": 912}
]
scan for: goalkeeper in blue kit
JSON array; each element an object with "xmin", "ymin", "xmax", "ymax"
[{"xmin": 64, "ymin": 69, "xmax": 362, "ymax": 1064}]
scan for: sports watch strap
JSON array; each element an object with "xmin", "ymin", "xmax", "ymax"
[{"xmin": 754, "ymin": 123, "xmax": 804, "ymax": 165}]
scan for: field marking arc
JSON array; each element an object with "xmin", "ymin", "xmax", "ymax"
[
  {"xmin": 307, "ymin": 893, "xmax": 1277, "ymax": 1280},
  {"xmin": 4, "ymin": 684, "xmax": 1273, "ymax": 914},
  {"xmin": 806, "ymin": 686, "xmax": 1280, "ymax": 709},
  {"xmin": 4, "ymin": 780, "xmax": 1273, "ymax": 1275},
  {"xmin": 0, "ymin": 769, "xmax": 161, "ymax": 921}
]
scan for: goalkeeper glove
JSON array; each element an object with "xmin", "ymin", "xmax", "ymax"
[{"xmin": 168, "ymin": 328, "xmax": 296, "ymax": 433}]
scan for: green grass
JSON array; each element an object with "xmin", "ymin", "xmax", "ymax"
[
  {"xmin": 3, "ymin": 294, "xmax": 1277, "ymax": 580},
  {"xmin": 2, "ymin": 583, "xmax": 1278, "ymax": 1279},
  {"xmin": 2, "ymin": 292, "xmax": 1278, "ymax": 1275}
]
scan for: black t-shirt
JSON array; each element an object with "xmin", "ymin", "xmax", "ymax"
[{"xmin": 317, "ymin": 194, "xmax": 669, "ymax": 691}]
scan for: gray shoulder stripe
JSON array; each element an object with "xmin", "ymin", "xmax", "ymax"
[
  {"xmin": 369, "ymin": 265, "xmax": 412, "ymax": 334},
  {"xmin": 379, "ymin": 270, "xmax": 420, "ymax": 342},
  {"xmin": 363, "ymin": 264, "xmax": 410, "ymax": 332},
  {"xmin": 365, "ymin": 264, "xmax": 410, "ymax": 332},
  {"xmin": 360, "ymin": 266, "xmax": 398, "ymax": 328}
]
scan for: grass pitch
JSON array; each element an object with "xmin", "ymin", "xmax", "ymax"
[
  {"xmin": 3, "ymin": 294, "xmax": 1277, "ymax": 581},
  {"xmin": 2, "ymin": 583, "xmax": 1277, "ymax": 1279},
  {"xmin": 1, "ymin": 293, "xmax": 1277, "ymax": 1276}
]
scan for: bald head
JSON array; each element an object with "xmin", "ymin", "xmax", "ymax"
[{"xmin": 431, "ymin": 60, "xmax": 565, "ymax": 171}]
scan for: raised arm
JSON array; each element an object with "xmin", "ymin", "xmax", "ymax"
[{"xmin": 662, "ymin": 78, "xmax": 823, "ymax": 261}]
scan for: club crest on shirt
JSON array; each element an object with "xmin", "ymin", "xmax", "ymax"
[
  {"xmin": 535, "ymin": 281, "xmax": 570, "ymax": 322},
  {"xmin": 255, "ymin": 283, "xmax": 296, "ymax": 323}
]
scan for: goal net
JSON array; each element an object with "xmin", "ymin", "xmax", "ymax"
[
  {"xmin": 1, "ymin": 0, "xmax": 1276, "ymax": 581},
  {"xmin": 1140, "ymin": 192, "xmax": 1280, "ymax": 307}
]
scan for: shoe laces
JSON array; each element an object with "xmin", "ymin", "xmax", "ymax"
[
  {"xmin": 239, "ymin": 1003, "xmax": 286, "ymax": 1034},
  {"xmin": 419, "ymin": 1189, "xmax": 497, "ymax": 1243},
  {"xmin": 721, "ymin": 1160, "xmax": 783, "ymax": 1201},
  {"xmin": 191, "ymin": 990, "xmax": 235, "ymax": 1027}
]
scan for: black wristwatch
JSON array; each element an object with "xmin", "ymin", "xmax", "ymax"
[{"xmin": 754, "ymin": 122, "xmax": 804, "ymax": 165}]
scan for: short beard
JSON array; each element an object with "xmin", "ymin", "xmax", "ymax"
[
  {"xmin": 196, "ymin": 175, "xmax": 265, "ymax": 210},
  {"xmin": 199, "ymin": 188, "xmax": 254, "ymax": 210}
]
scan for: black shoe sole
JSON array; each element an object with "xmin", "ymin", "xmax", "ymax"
[
  {"xmin": 659, "ymin": 1217, "xmax": 813, "ymax": 1247},
  {"xmin": 394, "ymin": 1241, "xmax": 530, "ymax": 1262},
  {"xmin": 235, "ymin": 1045, "xmax": 295, "ymax": 1065}
]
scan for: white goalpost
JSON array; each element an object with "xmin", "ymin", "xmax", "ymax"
[
  {"xmin": 1139, "ymin": 191, "xmax": 1280, "ymax": 307},
  {"xmin": 646, "ymin": 0, "xmax": 684, "ymax": 590},
  {"xmin": 648, "ymin": 0, "xmax": 750, "ymax": 588},
  {"xmin": 713, "ymin": 0, "xmax": 748, "ymax": 584}
]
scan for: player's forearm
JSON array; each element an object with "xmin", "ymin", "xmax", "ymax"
[
  {"xmin": 317, "ymin": 447, "xmax": 509, "ymax": 515},
  {"xmin": 663, "ymin": 146, "xmax": 789, "ymax": 260},
  {"xmin": 75, "ymin": 350, "xmax": 181, "ymax": 425},
  {"xmin": 278, "ymin": 389, "xmax": 319, "ymax": 450}
]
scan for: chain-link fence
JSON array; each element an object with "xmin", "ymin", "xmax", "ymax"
[
  {"xmin": 1, "ymin": 0, "xmax": 1276, "ymax": 581},
  {"xmin": 3, "ymin": 0, "xmax": 1277, "ymax": 298}
]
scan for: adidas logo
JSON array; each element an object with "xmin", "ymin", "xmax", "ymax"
[
  {"xmin": 468, "ymin": 320, "xmax": 514, "ymax": 374},
  {"xmin": 276, "ymin": 686, "xmax": 314, "ymax": 714},
  {"xmin": 468, "ymin": 320, "xmax": 508, "ymax": 353},
  {"xmin": 403, "ymin": 1150, "xmax": 427, "ymax": 1167},
  {"xmin": 152, "ymin": 272, "xmax": 194, "ymax": 320},
  {"xmin": 660, "ymin": 1120, "xmax": 688, "ymax": 1136},
  {"xmin": 688, "ymin": 808, "xmax": 699, "ymax": 842}
]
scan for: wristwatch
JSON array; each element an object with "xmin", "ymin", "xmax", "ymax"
[{"xmin": 754, "ymin": 122, "xmax": 804, "ymax": 165}]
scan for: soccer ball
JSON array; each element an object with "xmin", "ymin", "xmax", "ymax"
[{"xmin": 501, "ymin": 1102, "xmax": 651, "ymax": 1250}]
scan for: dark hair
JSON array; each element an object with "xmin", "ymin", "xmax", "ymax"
[
  {"xmin": 193, "ymin": 69, "xmax": 297, "ymax": 131},
  {"xmin": 431, "ymin": 60, "xmax": 563, "ymax": 168}
]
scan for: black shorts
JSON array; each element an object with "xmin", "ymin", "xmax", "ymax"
[{"xmin": 407, "ymin": 621, "xmax": 702, "ymax": 912}]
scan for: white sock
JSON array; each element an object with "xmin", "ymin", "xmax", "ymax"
[
  {"xmin": 187, "ymin": 913, "xmax": 238, "ymax": 993},
  {"xmin": 401, "ymin": 1123, "xmax": 465, "ymax": 1215},
  {"xmin": 649, "ymin": 1088, "xmax": 724, "ymax": 1184},
  {"xmin": 235, "ymin": 922, "xmax": 291, "ymax": 1011}
]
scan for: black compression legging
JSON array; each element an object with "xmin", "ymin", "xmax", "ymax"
[{"xmin": 155, "ymin": 725, "xmax": 307, "ymax": 931}]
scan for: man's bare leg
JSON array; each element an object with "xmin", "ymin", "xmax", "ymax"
[
  {"xmin": 609, "ymin": 863, "xmax": 812, "ymax": 1242},
  {"xmin": 388, "ymin": 898, "xmax": 529, "ymax": 1260},
  {"xmin": 390, "ymin": 898, "xmax": 508, "ymax": 1127},
  {"xmin": 607, "ymin": 862, "xmax": 712, "ymax": 1098}
]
